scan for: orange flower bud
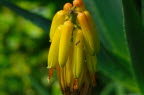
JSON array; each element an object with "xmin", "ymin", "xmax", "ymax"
[
  {"xmin": 73, "ymin": 0, "xmax": 83, "ymax": 7},
  {"xmin": 63, "ymin": 3, "xmax": 73, "ymax": 11},
  {"xmin": 73, "ymin": 0, "xmax": 85, "ymax": 11}
]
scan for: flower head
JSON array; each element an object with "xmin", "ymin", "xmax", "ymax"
[{"xmin": 48, "ymin": 0, "xmax": 100, "ymax": 95}]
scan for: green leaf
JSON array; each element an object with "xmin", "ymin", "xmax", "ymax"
[
  {"xmin": 98, "ymin": 46, "xmax": 138, "ymax": 91},
  {"xmin": 100, "ymin": 82, "xmax": 125, "ymax": 95},
  {"xmin": 122, "ymin": 0, "xmax": 144, "ymax": 94},
  {"xmin": 115, "ymin": 83, "xmax": 125, "ymax": 95},
  {"xmin": 83, "ymin": 0, "xmax": 137, "ymax": 91},
  {"xmin": 83, "ymin": 0, "xmax": 130, "ymax": 62},
  {"xmin": 0, "ymin": 0, "xmax": 51, "ymax": 32},
  {"xmin": 100, "ymin": 82, "xmax": 114, "ymax": 95}
]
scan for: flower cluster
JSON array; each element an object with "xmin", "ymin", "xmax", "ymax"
[{"xmin": 48, "ymin": 0, "xmax": 100, "ymax": 95}]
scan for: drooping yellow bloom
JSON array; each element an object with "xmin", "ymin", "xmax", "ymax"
[
  {"xmin": 48, "ymin": 0, "xmax": 100, "ymax": 95},
  {"xmin": 50, "ymin": 10, "xmax": 66, "ymax": 41},
  {"xmin": 48, "ymin": 25, "xmax": 63, "ymax": 68},
  {"xmin": 59, "ymin": 20, "xmax": 73, "ymax": 67},
  {"xmin": 86, "ymin": 54, "xmax": 97, "ymax": 76},
  {"xmin": 65, "ymin": 44, "xmax": 73, "ymax": 87},
  {"xmin": 84, "ymin": 10, "xmax": 100, "ymax": 53},
  {"xmin": 73, "ymin": 29, "xmax": 84, "ymax": 78},
  {"xmin": 77, "ymin": 12, "xmax": 96, "ymax": 55}
]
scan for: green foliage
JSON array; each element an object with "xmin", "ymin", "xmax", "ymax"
[
  {"xmin": 122, "ymin": 0, "xmax": 144, "ymax": 94},
  {"xmin": 0, "ymin": 0, "xmax": 143, "ymax": 95}
]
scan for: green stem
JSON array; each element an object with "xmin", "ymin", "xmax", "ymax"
[{"xmin": 122, "ymin": 0, "xmax": 144, "ymax": 94}]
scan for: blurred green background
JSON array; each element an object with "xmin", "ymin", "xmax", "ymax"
[
  {"xmin": 0, "ymin": 0, "xmax": 143, "ymax": 95},
  {"xmin": 0, "ymin": 0, "xmax": 66, "ymax": 95}
]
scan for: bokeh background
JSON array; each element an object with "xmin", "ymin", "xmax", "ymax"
[
  {"xmin": 0, "ymin": 0, "xmax": 143, "ymax": 95},
  {"xmin": 0, "ymin": 0, "xmax": 67, "ymax": 95}
]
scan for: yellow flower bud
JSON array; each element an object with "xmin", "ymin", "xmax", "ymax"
[
  {"xmin": 84, "ymin": 10, "xmax": 100, "ymax": 53},
  {"xmin": 59, "ymin": 20, "xmax": 74, "ymax": 67},
  {"xmin": 74, "ymin": 29, "xmax": 84, "ymax": 78},
  {"xmin": 50, "ymin": 10, "xmax": 66, "ymax": 41},
  {"xmin": 48, "ymin": 0, "xmax": 100, "ymax": 94},
  {"xmin": 77, "ymin": 12, "xmax": 96, "ymax": 55},
  {"xmin": 48, "ymin": 25, "xmax": 63, "ymax": 68}
]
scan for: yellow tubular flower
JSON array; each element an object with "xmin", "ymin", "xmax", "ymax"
[
  {"xmin": 86, "ymin": 54, "xmax": 97, "ymax": 75},
  {"xmin": 56, "ymin": 64, "xmax": 63, "ymax": 91},
  {"xmin": 91, "ymin": 55, "xmax": 97, "ymax": 73},
  {"xmin": 65, "ymin": 44, "xmax": 73, "ymax": 87},
  {"xmin": 78, "ymin": 65, "xmax": 85, "ymax": 89},
  {"xmin": 63, "ymin": 65, "xmax": 67, "ymax": 89},
  {"xmin": 84, "ymin": 11, "xmax": 100, "ymax": 53},
  {"xmin": 48, "ymin": 25, "xmax": 63, "ymax": 68},
  {"xmin": 75, "ymin": 29, "xmax": 84, "ymax": 78},
  {"xmin": 86, "ymin": 54, "xmax": 94, "ymax": 75},
  {"xmin": 60, "ymin": 67, "xmax": 65, "ymax": 92},
  {"xmin": 50, "ymin": 10, "xmax": 66, "ymax": 41},
  {"xmin": 77, "ymin": 12, "xmax": 96, "ymax": 55},
  {"xmin": 59, "ymin": 20, "xmax": 74, "ymax": 67},
  {"xmin": 72, "ymin": 28, "xmax": 78, "ymax": 77},
  {"xmin": 48, "ymin": 0, "xmax": 100, "ymax": 94},
  {"xmin": 86, "ymin": 54, "xmax": 97, "ymax": 86}
]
